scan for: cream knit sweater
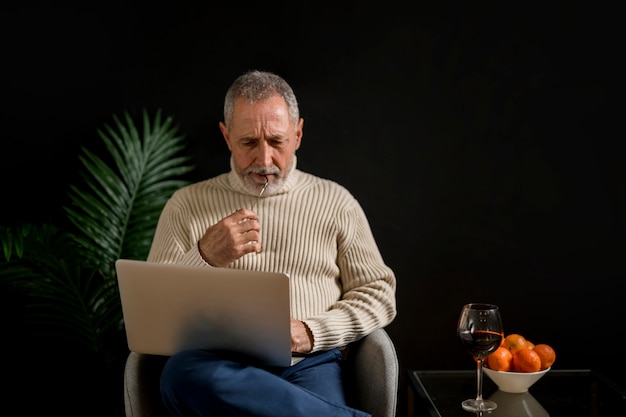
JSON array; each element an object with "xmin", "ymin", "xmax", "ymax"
[{"xmin": 147, "ymin": 158, "xmax": 397, "ymax": 352}]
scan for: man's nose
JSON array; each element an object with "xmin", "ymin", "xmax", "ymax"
[{"xmin": 255, "ymin": 141, "xmax": 273, "ymax": 166}]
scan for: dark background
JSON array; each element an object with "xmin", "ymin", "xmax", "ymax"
[{"xmin": 1, "ymin": 1, "xmax": 623, "ymax": 416}]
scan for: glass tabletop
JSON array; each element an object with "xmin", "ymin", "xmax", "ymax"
[{"xmin": 407, "ymin": 369, "xmax": 626, "ymax": 417}]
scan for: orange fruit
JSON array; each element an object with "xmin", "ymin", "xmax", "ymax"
[
  {"xmin": 503, "ymin": 333, "xmax": 531, "ymax": 354},
  {"xmin": 533, "ymin": 344, "xmax": 556, "ymax": 370},
  {"xmin": 512, "ymin": 348, "xmax": 542, "ymax": 372},
  {"xmin": 486, "ymin": 346, "xmax": 513, "ymax": 371}
]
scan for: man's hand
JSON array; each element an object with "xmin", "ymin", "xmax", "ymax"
[
  {"xmin": 198, "ymin": 208, "xmax": 262, "ymax": 267},
  {"xmin": 290, "ymin": 318, "xmax": 313, "ymax": 354}
]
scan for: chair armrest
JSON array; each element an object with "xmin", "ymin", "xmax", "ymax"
[
  {"xmin": 345, "ymin": 328, "xmax": 399, "ymax": 417},
  {"xmin": 124, "ymin": 352, "xmax": 170, "ymax": 417}
]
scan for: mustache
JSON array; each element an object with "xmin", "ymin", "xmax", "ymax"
[{"xmin": 245, "ymin": 166, "xmax": 280, "ymax": 176}]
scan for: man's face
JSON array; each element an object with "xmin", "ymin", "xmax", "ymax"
[{"xmin": 220, "ymin": 95, "xmax": 303, "ymax": 194}]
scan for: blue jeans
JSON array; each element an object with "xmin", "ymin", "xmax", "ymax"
[{"xmin": 160, "ymin": 348, "xmax": 371, "ymax": 417}]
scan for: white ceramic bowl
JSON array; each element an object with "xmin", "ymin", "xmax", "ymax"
[{"xmin": 484, "ymin": 367, "xmax": 550, "ymax": 393}]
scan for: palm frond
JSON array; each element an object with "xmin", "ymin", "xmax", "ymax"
[
  {"xmin": 64, "ymin": 108, "xmax": 194, "ymax": 279},
  {"xmin": 1, "ymin": 109, "xmax": 195, "ymax": 370},
  {"xmin": 0, "ymin": 225, "xmax": 115, "ymax": 352}
]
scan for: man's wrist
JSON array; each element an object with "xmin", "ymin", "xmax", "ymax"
[{"xmin": 197, "ymin": 241, "xmax": 213, "ymax": 265}]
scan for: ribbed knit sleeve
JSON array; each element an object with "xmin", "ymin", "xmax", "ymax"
[{"xmin": 147, "ymin": 168, "xmax": 397, "ymax": 352}]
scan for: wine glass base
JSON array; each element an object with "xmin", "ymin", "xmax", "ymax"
[{"xmin": 461, "ymin": 399, "xmax": 498, "ymax": 412}]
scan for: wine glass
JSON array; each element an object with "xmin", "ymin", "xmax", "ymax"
[{"xmin": 457, "ymin": 303, "xmax": 503, "ymax": 413}]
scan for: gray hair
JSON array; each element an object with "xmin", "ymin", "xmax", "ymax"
[{"xmin": 223, "ymin": 70, "xmax": 300, "ymax": 128}]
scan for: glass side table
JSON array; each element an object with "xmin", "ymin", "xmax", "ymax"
[{"xmin": 407, "ymin": 369, "xmax": 626, "ymax": 417}]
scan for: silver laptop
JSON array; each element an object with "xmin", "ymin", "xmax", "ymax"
[{"xmin": 115, "ymin": 259, "xmax": 292, "ymax": 367}]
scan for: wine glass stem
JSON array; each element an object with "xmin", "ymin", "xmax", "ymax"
[{"xmin": 475, "ymin": 358, "xmax": 484, "ymax": 401}]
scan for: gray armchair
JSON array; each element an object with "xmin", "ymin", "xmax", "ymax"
[{"xmin": 123, "ymin": 327, "xmax": 399, "ymax": 417}]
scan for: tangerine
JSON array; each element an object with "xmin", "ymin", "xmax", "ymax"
[
  {"xmin": 486, "ymin": 346, "xmax": 513, "ymax": 371},
  {"xmin": 512, "ymin": 348, "xmax": 541, "ymax": 372},
  {"xmin": 533, "ymin": 344, "xmax": 556, "ymax": 370},
  {"xmin": 503, "ymin": 333, "xmax": 530, "ymax": 354}
]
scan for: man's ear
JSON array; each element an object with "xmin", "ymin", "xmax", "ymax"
[
  {"xmin": 295, "ymin": 118, "xmax": 304, "ymax": 151},
  {"xmin": 219, "ymin": 121, "xmax": 232, "ymax": 151}
]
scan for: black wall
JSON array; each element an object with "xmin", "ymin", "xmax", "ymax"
[{"xmin": 2, "ymin": 2, "xmax": 623, "ymax": 416}]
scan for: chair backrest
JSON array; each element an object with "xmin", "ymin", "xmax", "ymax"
[{"xmin": 124, "ymin": 327, "xmax": 398, "ymax": 417}]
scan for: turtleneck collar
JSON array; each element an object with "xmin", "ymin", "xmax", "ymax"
[{"xmin": 226, "ymin": 155, "xmax": 301, "ymax": 197}]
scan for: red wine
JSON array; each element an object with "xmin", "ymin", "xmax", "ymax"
[{"xmin": 458, "ymin": 330, "xmax": 502, "ymax": 359}]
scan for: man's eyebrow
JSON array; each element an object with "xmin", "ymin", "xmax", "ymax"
[
  {"xmin": 266, "ymin": 135, "xmax": 285, "ymax": 141},
  {"xmin": 238, "ymin": 136, "xmax": 259, "ymax": 142},
  {"xmin": 237, "ymin": 134, "xmax": 286, "ymax": 143}
]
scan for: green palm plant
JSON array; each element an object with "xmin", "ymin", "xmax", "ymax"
[
  {"xmin": 66, "ymin": 108, "xmax": 194, "ymax": 279},
  {"xmin": 0, "ymin": 109, "xmax": 194, "ymax": 414}
]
